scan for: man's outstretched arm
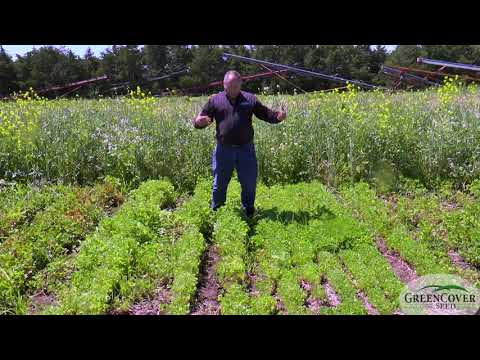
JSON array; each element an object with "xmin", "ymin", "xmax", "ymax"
[{"xmin": 252, "ymin": 96, "xmax": 287, "ymax": 124}]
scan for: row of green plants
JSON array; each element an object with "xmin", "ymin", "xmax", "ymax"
[
  {"xmin": 339, "ymin": 181, "xmax": 454, "ymax": 276},
  {"xmin": 163, "ymin": 178, "xmax": 214, "ymax": 314},
  {"xmin": 0, "ymin": 184, "xmax": 61, "ymax": 242},
  {"xmin": 45, "ymin": 179, "xmax": 179, "ymax": 314},
  {"xmin": 0, "ymin": 176, "xmax": 125, "ymax": 314},
  {"xmin": 440, "ymin": 181, "xmax": 480, "ymax": 268},
  {"xmin": 388, "ymin": 179, "xmax": 480, "ymax": 284},
  {"xmin": 339, "ymin": 179, "xmax": 480, "ymax": 287},
  {"xmin": 212, "ymin": 207, "xmax": 250, "ymax": 314},
  {"xmin": 339, "ymin": 243, "xmax": 405, "ymax": 314},
  {"xmin": 249, "ymin": 180, "xmax": 404, "ymax": 314},
  {"xmin": 316, "ymin": 252, "xmax": 367, "ymax": 315},
  {"xmin": 206, "ymin": 179, "xmax": 277, "ymax": 315}
]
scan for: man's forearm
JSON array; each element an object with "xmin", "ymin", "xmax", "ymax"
[
  {"xmin": 259, "ymin": 109, "xmax": 281, "ymax": 124},
  {"xmin": 253, "ymin": 100, "xmax": 281, "ymax": 124}
]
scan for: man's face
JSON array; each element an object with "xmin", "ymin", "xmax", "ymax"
[{"xmin": 224, "ymin": 76, "xmax": 242, "ymax": 98}]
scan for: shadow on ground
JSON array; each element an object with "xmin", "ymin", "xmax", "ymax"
[{"xmin": 232, "ymin": 204, "xmax": 336, "ymax": 230}]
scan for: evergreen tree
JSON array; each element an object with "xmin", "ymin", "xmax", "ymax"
[
  {"xmin": 386, "ymin": 45, "xmax": 427, "ymax": 67},
  {"xmin": 14, "ymin": 46, "xmax": 85, "ymax": 95},
  {"xmin": 5, "ymin": 44, "xmax": 480, "ymax": 97},
  {"xmin": 83, "ymin": 47, "xmax": 101, "ymax": 77},
  {"xmin": 187, "ymin": 45, "xmax": 226, "ymax": 92},
  {"xmin": 99, "ymin": 45, "xmax": 144, "ymax": 95},
  {"xmin": 80, "ymin": 47, "xmax": 104, "ymax": 97},
  {"xmin": 0, "ymin": 46, "xmax": 17, "ymax": 96},
  {"xmin": 143, "ymin": 45, "xmax": 169, "ymax": 92}
]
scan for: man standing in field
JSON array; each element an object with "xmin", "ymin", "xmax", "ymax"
[{"xmin": 192, "ymin": 70, "xmax": 287, "ymax": 218}]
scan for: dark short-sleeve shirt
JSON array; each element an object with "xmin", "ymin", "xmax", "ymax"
[{"xmin": 194, "ymin": 90, "xmax": 280, "ymax": 145}]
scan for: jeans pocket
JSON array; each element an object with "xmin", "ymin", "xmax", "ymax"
[
  {"xmin": 250, "ymin": 143, "xmax": 256, "ymax": 157},
  {"xmin": 244, "ymin": 141, "xmax": 255, "ymax": 152}
]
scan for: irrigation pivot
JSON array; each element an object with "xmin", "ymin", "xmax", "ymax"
[
  {"xmin": 381, "ymin": 65, "xmax": 441, "ymax": 87},
  {"xmin": 108, "ymin": 68, "xmax": 190, "ymax": 92},
  {"xmin": 417, "ymin": 57, "xmax": 480, "ymax": 73},
  {"xmin": 222, "ymin": 52, "xmax": 382, "ymax": 90},
  {"xmin": 177, "ymin": 69, "xmax": 290, "ymax": 95},
  {"xmin": 36, "ymin": 76, "xmax": 110, "ymax": 96},
  {"xmin": 146, "ymin": 68, "xmax": 190, "ymax": 82},
  {"xmin": 387, "ymin": 65, "xmax": 480, "ymax": 83}
]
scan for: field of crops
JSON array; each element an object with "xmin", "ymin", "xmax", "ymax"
[
  {"xmin": 1, "ymin": 174, "xmax": 479, "ymax": 315},
  {"xmin": 1, "ymin": 81, "xmax": 480, "ymax": 315}
]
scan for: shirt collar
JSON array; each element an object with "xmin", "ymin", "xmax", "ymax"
[{"xmin": 223, "ymin": 90, "xmax": 244, "ymax": 103}]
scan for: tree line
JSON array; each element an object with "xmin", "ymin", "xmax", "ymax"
[{"xmin": 1, "ymin": 45, "xmax": 480, "ymax": 98}]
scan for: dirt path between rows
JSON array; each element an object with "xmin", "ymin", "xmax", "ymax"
[
  {"xmin": 128, "ymin": 244, "xmax": 221, "ymax": 316},
  {"xmin": 274, "ymin": 294, "xmax": 288, "ymax": 315},
  {"xmin": 324, "ymin": 281, "xmax": 341, "ymax": 307},
  {"xmin": 448, "ymin": 250, "xmax": 478, "ymax": 272},
  {"xmin": 376, "ymin": 237, "xmax": 418, "ymax": 284},
  {"xmin": 129, "ymin": 285, "xmax": 172, "ymax": 315},
  {"xmin": 28, "ymin": 291, "xmax": 58, "ymax": 314},
  {"xmin": 300, "ymin": 280, "xmax": 325, "ymax": 314},
  {"xmin": 190, "ymin": 245, "xmax": 221, "ymax": 315}
]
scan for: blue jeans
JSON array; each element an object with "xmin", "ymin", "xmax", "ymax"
[{"xmin": 211, "ymin": 141, "xmax": 257, "ymax": 213}]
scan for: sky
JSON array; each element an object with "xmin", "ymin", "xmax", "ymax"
[
  {"xmin": 1, "ymin": 45, "xmax": 398, "ymax": 59},
  {"xmin": 1, "ymin": 45, "xmax": 114, "ymax": 59}
]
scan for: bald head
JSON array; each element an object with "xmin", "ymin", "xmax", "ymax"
[
  {"xmin": 224, "ymin": 70, "xmax": 242, "ymax": 98},
  {"xmin": 224, "ymin": 70, "xmax": 241, "ymax": 83}
]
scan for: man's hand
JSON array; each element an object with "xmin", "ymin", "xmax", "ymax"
[
  {"xmin": 195, "ymin": 115, "xmax": 213, "ymax": 128},
  {"xmin": 276, "ymin": 105, "xmax": 287, "ymax": 122}
]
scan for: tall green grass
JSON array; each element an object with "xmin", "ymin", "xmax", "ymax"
[{"xmin": 1, "ymin": 81, "xmax": 479, "ymax": 192}]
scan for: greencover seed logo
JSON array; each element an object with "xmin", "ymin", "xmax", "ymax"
[{"xmin": 400, "ymin": 274, "xmax": 480, "ymax": 315}]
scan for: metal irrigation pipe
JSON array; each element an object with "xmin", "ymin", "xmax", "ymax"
[
  {"xmin": 381, "ymin": 65, "xmax": 440, "ymax": 86},
  {"xmin": 417, "ymin": 57, "xmax": 480, "ymax": 72},
  {"xmin": 258, "ymin": 63, "xmax": 308, "ymax": 94},
  {"xmin": 222, "ymin": 52, "xmax": 383, "ymax": 90}
]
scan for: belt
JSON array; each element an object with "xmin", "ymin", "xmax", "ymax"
[{"xmin": 218, "ymin": 141, "xmax": 252, "ymax": 148}]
